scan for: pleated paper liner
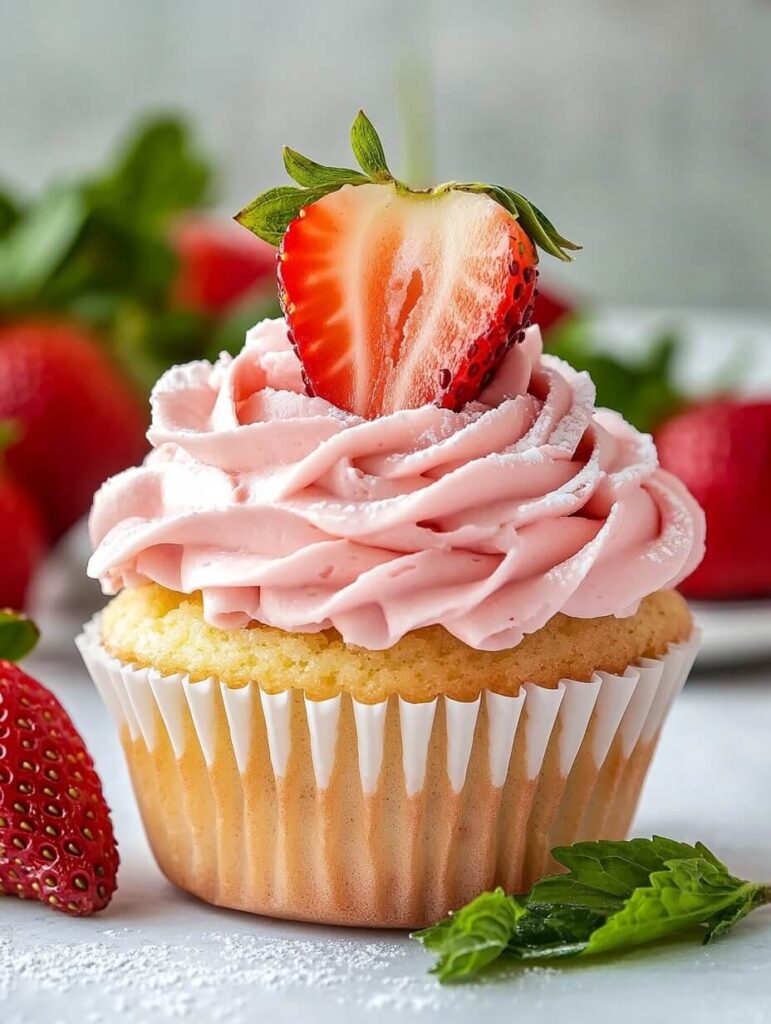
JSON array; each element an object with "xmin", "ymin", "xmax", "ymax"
[{"xmin": 76, "ymin": 617, "xmax": 700, "ymax": 929}]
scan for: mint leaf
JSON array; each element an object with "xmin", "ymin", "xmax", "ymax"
[
  {"xmin": 282, "ymin": 147, "xmax": 369, "ymax": 189},
  {"xmin": 534, "ymin": 836, "xmax": 725, "ymax": 906},
  {"xmin": 586, "ymin": 857, "xmax": 765, "ymax": 955},
  {"xmin": 704, "ymin": 884, "xmax": 771, "ymax": 943},
  {"xmin": 349, "ymin": 110, "xmax": 392, "ymax": 182},
  {"xmin": 414, "ymin": 838, "xmax": 771, "ymax": 982},
  {"xmin": 507, "ymin": 904, "xmax": 603, "ymax": 959},
  {"xmin": 412, "ymin": 888, "xmax": 524, "ymax": 982},
  {"xmin": 527, "ymin": 879, "xmax": 625, "ymax": 917},
  {"xmin": 0, "ymin": 610, "xmax": 40, "ymax": 661}
]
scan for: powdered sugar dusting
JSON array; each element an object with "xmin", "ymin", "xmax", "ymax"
[
  {"xmin": 4, "ymin": 922, "xmax": 526, "ymax": 1021},
  {"xmin": 1, "ymin": 917, "xmax": 583, "ymax": 1021}
]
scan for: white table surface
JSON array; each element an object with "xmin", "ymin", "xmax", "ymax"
[
  {"xmin": 5, "ymin": 309, "xmax": 771, "ymax": 1023},
  {"xmin": 3, "ymin": 602, "xmax": 771, "ymax": 1024}
]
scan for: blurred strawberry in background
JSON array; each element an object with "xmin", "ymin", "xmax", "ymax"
[
  {"xmin": 549, "ymin": 318, "xmax": 771, "ymax": 602},
  {"xmin": 655, "ymin": 400, "xmax": 771, "ymax": 600},
  {"xmin": 0, "ymin": 425, "xmax": 46, "ymax": 607},
  {"xmin": 172, "ymin": 216, "xmax": 275, "ymax": 314},
  {"xmin": 532, "ymin": 285, "xmax": 574, "ymax": 334},
  {"xmin": 0, "ymin": 322, "xmax": 147, "ymax": 539},
  {"xmin": 0, "ymin": 115, "xmax": 280, "ymax": 604}
]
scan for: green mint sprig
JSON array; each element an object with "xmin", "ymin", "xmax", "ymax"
[
  {"xmin": 235, "ymin": 110, "xmax": 580, "ymax": 261},
  {"xmin": 413, "ymin": 836, "xmax": 771, "ymax": 982}
]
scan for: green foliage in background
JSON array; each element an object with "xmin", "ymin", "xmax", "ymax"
[
  {"xmin": 547, "ymin": 316, "xmax": 685, "ymax": 433},
  {"xmin": 0, "ymin": 117, "xmax": 279, "ymax": 393}
]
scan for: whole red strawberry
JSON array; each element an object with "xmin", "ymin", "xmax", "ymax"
[
  {"xmin": 172, "ymin": 216, "xmax": 276, "ymax": 313},
  {"xmin": 0, "ymin": 613, "xmax": 118, "ymax": 915},
  {"xmin": 0, "ymin": 470, "xmax": 46, "ymax": 608},
  {"xmin": 0, "ymin": 322, "xmax": 148, "ymax": 540},
  {"xmin": 656, "ymin": 399, "xmax": 771, "ymax": 600},
  {"xmin": 236, "ymin": 111, "xmax": 579, "ymax": 417}
]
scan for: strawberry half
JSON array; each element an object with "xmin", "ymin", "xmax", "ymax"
[
  {"xmin": 0, "ymin": 613, "xmax": 118, "ymax": 915},
  {"xmin": 236, "ymin": 111, "xmax": 579, "ymax": 417},
  {"xmin": 277, "ymin": 185, "xmax": 538, "ymax": 416}
]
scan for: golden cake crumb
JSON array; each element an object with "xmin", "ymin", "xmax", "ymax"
[{"xmin": 100, "ymin": 584, "xmax": 692, "ymax": 703}]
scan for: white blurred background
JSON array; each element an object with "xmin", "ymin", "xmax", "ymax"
[{"xmin": 2, "ymin": 0, "xmax": 770, "ymax": 310}]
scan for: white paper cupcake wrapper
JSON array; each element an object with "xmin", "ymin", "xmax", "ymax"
[
  {"xmin": 76, "ymin": 617, "xmax": 701, "ymax": 927},
  {"xmin": 76, "ymin": 616, "xmax": 700, "ymax": 798}
]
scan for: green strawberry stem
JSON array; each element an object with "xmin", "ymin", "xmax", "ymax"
[
  {"xmin": 0, "ymin": 609, "xmax": 39, "ymax": 661},
  {"xmin": 235, "ymin": 110, "xmax": 580, "ymax": 261}
]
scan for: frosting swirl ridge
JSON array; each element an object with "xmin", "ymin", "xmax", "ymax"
[{"xmin": 88, "ymin": 318, "xmax": 705, "ymax": 650}]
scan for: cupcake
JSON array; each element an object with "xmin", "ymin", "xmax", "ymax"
[{"xmin": 78, "ymin": 114, "xmax": 705, "ymax": 929}]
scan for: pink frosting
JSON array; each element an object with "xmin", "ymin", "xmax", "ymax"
[{"xmin": 88, "ymin": 319, "xmax": 705, "ymax": 651}]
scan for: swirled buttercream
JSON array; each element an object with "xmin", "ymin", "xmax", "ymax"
[{"xmin": 88, "ymin": 319, "xmax": 705, "ymax": 651}]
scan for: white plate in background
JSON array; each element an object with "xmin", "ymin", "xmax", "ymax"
[{"xmin": 693, "ymin": 600, "xmax": 771, "ymax": 667}]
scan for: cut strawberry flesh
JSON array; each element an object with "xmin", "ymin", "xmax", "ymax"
[{"xmin": 278, "ymin": 184, "xmax": 537, "ymax": 417}]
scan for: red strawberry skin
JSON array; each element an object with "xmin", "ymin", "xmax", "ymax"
[
  {"xmin": 278, "ymin": 184, "xmax": 538, "ymax": 417},
  {"xmin": 172, "ymin": 216, "xmax": 276, "ymax": 313},
  {"xmin": 0, "ymin": 473, "xmax": 46, "ymax": 609},
  {"xmin": 655, "ymin": 399, "xmax": 771, "ymax": 600},
  {"xmin": 0, "ymin": 322, "xmax": 148, "ymax": 540},
  {"xmin": 0, "ymin": 661, "xmax": 119, "ymax": 914}
]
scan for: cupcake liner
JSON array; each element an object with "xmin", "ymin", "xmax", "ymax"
[{"xmin": 76, "ymin": 617, "xmax": 700, "ymax": 928}]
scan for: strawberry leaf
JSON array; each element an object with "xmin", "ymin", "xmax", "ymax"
[
  {"xmin": 235, "ymin": 184, "xmax": 339, "ymax": 246},
  {"xmin": 350, "ymin": 110, "xmax": 392, "ymax": 182},
  {"xmin": 454, "ymin": 182, "xmax": 519, "ymax": 217},
  {"xmin": 282, "ymin": 147, "xmax": 369, "ymax": 189},
  {"xmin": 502, "ymin": 188, "xmax": 579, "ymax": 262},
  {"xmin": 452, "ymin": 184, "xmax": 580, "ymax": 261},
  {"xmin": 0, "ymin": 610, "xmax": 40, "ymax": 662},
  {"xmin": 236, "ymin": 109, "xmax": 579, "ymax": 263},
  {"xmin": 529, "ymin": 200, "xmax": 582, "ymax": 251}
]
